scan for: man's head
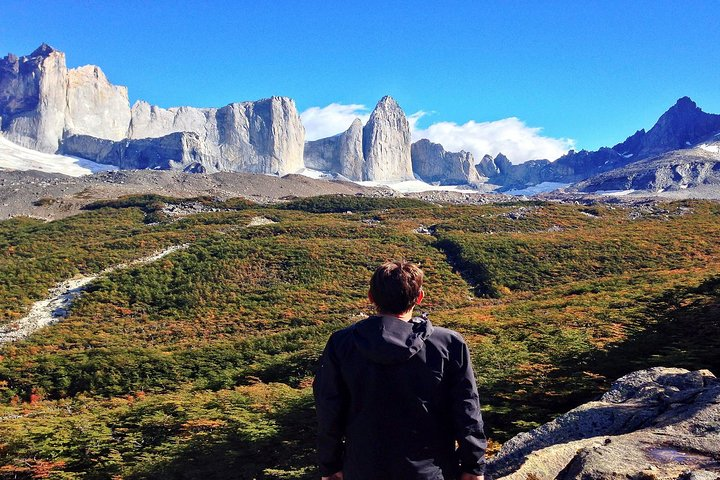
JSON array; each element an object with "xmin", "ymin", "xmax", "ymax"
[{"xmin": 368, "ymin": 260, "xmax": 424, "ymax": 315}]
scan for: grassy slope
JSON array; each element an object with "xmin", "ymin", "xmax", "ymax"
[{"xmin": 0, "ymin": 196, "xmax": 718, "ymax": 479}]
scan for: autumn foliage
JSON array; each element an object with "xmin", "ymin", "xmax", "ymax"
[{"xmin": 0, "ymin": 195, "xmax": 718, "ymax": 478}]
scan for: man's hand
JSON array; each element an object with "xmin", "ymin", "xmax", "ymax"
[
  {"xmin": 321, "ymin": 472, "xmax": 343, "ymax": 480},
  {"xmin": 460, "ymin": 474, "xmax": 484, "ymax": 480}
]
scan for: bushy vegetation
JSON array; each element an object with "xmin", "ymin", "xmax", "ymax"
[
  {"xmin": 0, "ymin": 195, "xmax": 719, "ymax": 478},
  {"xmin": 84, "ymin": 194, "xmax": 256, "ymax": 223},
  {"xmin": 277, "ymin": 194, "xmax": 431, "ymax": 213}
]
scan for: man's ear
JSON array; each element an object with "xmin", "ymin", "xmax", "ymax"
[
  {"xmin": 368, "ymin": 290, "xmax": 374, "ymax": 305},
  {"xmin": 416, "ymin": 289, "xmax": 424, "ymax": 305}
]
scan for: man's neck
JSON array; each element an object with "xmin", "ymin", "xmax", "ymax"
[{"xmin": 378, "ymin": 310, "xmax": 414, "ymax": 322}]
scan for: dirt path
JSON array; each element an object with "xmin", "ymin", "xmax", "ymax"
[{"xmin": 0, "ymin": 244, "xmax": 190, "ymax": 345}]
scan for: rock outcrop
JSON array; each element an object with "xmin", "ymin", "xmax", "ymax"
[
  {"xmin": 64, "ymin": 65, "xmax": 131, "ymax": 141},
  {"xmin": 304, "ymin": 118, "xmax": 364, "ymax": 179},
  {"xmin": 60, "ymin": 132, "xmax": 210, "ymax": 172},
  {"xmin": 571, "ymin": 143, "xmax": 720, "ymax": 192},
  {"xmin": 476, "ymin": 154, "xmax": 505, "ymax": 178},
  {"xmin": 478, "ymin": 97, "xmax": 720, "ymax": 191},
  {"xmin": 0, "ymin": 44, "xmax": 130, "ymax": 152},
  {"xmin": 411, "ymin": 139, "xmax": 483, "ymax": 185},
  {"xmin": 1, "ymin": 44, "xmax": 72, "ymax": 152},
  {"xmin": 125, "ymin": 97, "xmax": 305, "ymax": 174},
  {"xmin": 303, "ymin": 97, "xmax": 414, "ymax": 181},
  {"xmin": 613, "ymin": 97, "xmax": 720, "ymax": 159},
  {"xmin": 476, "ymin": 153, "xmax": 553, "ymax": 188},
  {"xmin": 488, "ymin": 367, "xmax": 720, "ymax": 479},
  {"xmin": 1, "ymin": 44, "xmax": 305, "ymax": 175},
  {"xmin": 362, "ymin": 96, "xmax": 414, "ymax": 181}
]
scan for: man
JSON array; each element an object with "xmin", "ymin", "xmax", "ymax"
[{"xmin": 313, "ymin": 260, "xmax": 486, "ymax": 480}]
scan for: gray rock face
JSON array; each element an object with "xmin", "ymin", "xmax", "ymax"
[
  {"xmin": 304, "ymin": 97, "xmax": 413, "ymax": 181},
  {"xmin": 65, "ymin": 65, "xmax": 130, "ymax": 141},
  {"xmin": 337, "ymin": 119, "xmax": 365, "ymax": 180},
  {"xmin": 61, "ymin": 132, "xmax": 211, "ymax": 172},
  {"xmin": 572, "ymin": 143, "xmax": 720, "ymax": 192},
  {"xmin": 411, "ymin": 139, "xmax": 483, "ymax": 185},
  {"xmin": 613, "ymin": 97, "xmax": 720, "ymax": 158},
  {"xmin": 1, "ymin": 44, "xmax": 70, "ymax": 152},
  {"xmin": 476, "ymin": 153, "xmax": 553, "ymax": 189},
  {"xmin": 0, "ymin": 44, "xmax": 130, "ymax": 152},
  {"xmin": 476, "ymin": 154, "xmax": 502, "ymax": 178},
  {"xmin": 479, "ymin": 97, "xmax": 720, "ymax": 192},
  {"xmin": 362, "ymin": 96, "xmax": 414, "ymax": 181},
  {"xmin": 488, "ymin": 367, "xmax": 720, "ymax": 479},
  {"xmin": 304, "ymin": 118, "xmax": 364, "ymax": 179},
  {"xmin": 1, "ymin": 45, "xmax": 305, "ymax": 176},
  {"xmin": 127, "ymin": 96, "xmax": 305, "ymax": 175}
]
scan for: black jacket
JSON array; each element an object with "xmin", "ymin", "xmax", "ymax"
[{"xmin": 313, "ymin": 315, "xmax": 486, "ymax": 480}]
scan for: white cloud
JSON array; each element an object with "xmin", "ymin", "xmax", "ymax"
[
  {"xmin": 300, "ymin": 103, "xmax": 370, "ymax": 141},
  {"xmin": 301, "ymin": 103, "xmax": 574, "ymax": 163},
  {"xmin": 411, "ymin": 114, "xmax": 574, "ymax": 164}
]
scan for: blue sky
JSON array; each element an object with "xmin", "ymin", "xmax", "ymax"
[{"xmin": 2, "ymin": 0, "xmax": 719, "ymax": 162}]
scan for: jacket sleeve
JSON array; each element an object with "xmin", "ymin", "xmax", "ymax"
[
  {"xmin": 313, "ymin": 333, "xmax": 348, "ymax": 476},
  {"xmin": 448, "ymin": 337, "xmax": 487, "ymax": 476}
]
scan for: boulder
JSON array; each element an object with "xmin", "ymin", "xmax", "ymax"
[{"xmin": 488, "ymin": 367, "xmax": 720, "ymax": 479}]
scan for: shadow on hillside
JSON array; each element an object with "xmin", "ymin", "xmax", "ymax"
[
  {"xmin": 584, "ymin": 274, "xmax": 720, "ymax": 381},
  {"xmin": 131, "ymin": 393, "xmax": 318, "ymax": 480},
  {"xmin": 548, "ymin": 274, "xmax": 720, "ymax": 410},
  {"xmin": 480, "ymin": 274, "xmax": 720, "ymax": 442},
  {"xmin": 432, "ymin": 237, "xmax": 499, "ymax": 297}
]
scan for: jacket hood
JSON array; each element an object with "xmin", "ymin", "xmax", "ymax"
[{"xmin": 353, "ymin": 315, "xmax": 434, "ymax": 364}]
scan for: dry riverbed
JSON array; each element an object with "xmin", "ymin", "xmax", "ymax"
[{"xmin": 0, "ymin": 244, "xmax": 189, "ymax": 344}]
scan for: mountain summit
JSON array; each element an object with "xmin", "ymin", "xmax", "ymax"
[
  {"xmin": 0, "ymin": 44, "xmax": 306, "ymax": 175},
  {"xmin": 362, "ymin": 96, "xmax": 413, "ymax": 181},
  {"xmin": 480, "ymin": 96, "xmax": 720, "ymax": 191},
  {"xmin": 30, "ymin": 42, "xmax": 57, "ymax": 57},
  {"xmin": 304, "ymin": 95, "xmax": 414, "ymax": 182}
]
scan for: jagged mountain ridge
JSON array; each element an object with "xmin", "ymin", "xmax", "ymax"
[
  {"xmin": 3, "ymin": 44, "xmax": 720, "ymax": 192},
  {"xmin": 304, "ymin": 97, "xmax": 416, "ymax": 182},
  {"xmin": 571, "ymin": 140, "xmax": 720, "ymax": 192},
  {"xmin": 0, "ymin": 44, "xmax": 307, "ymax": 175},
  {"xmin": 411, "ymin": 138, "xmax": 484, "ymax": 185},
  {"xmin": 613, "ymin": 96, "xmax": 720, "ymax": 158},
  {"xmin": 61, "ymin": 96, "xmax": 306, "ymax": 175},
  {"xmin": 3, "ymin": 44, "xmax": 461, "ymax": 183},
  {"xmin": 0, "ymin": 45, "xmax": 489, "ymax": 186},
  {"xmin": 305, "ymin": 98, "xmax": 482, "ymax": 185},
  {"xmin": 481, "ymin": 97, "xmax": 720, "ymax": 191},
  {"xmin": 0, "ymin": 43, "xmax": 130, "ymax": 152}
]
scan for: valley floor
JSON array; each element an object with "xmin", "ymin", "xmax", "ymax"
[{"xmin": 0, "ymin": 195, "xmax": 718, "ymax": 479}]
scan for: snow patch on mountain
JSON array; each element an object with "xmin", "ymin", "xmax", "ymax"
[
  {"xmin": 504, "ymin": 182, "xmax": 570, "ymax": 196},
  {"xmin": 0, "ymin": 135, "xmax": 117, "ymax": 176},
  {"xmin": 357, "ymin": 179, "xmax": 479, "ymax": 193},
  {"xmin": 698, "ymin": 143, "xmax": 720, "ymax": 154}
]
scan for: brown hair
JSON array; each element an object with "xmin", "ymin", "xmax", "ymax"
[{"xmin": 369, "ymin": 261, "xmax": 424, "ymax": 314}]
